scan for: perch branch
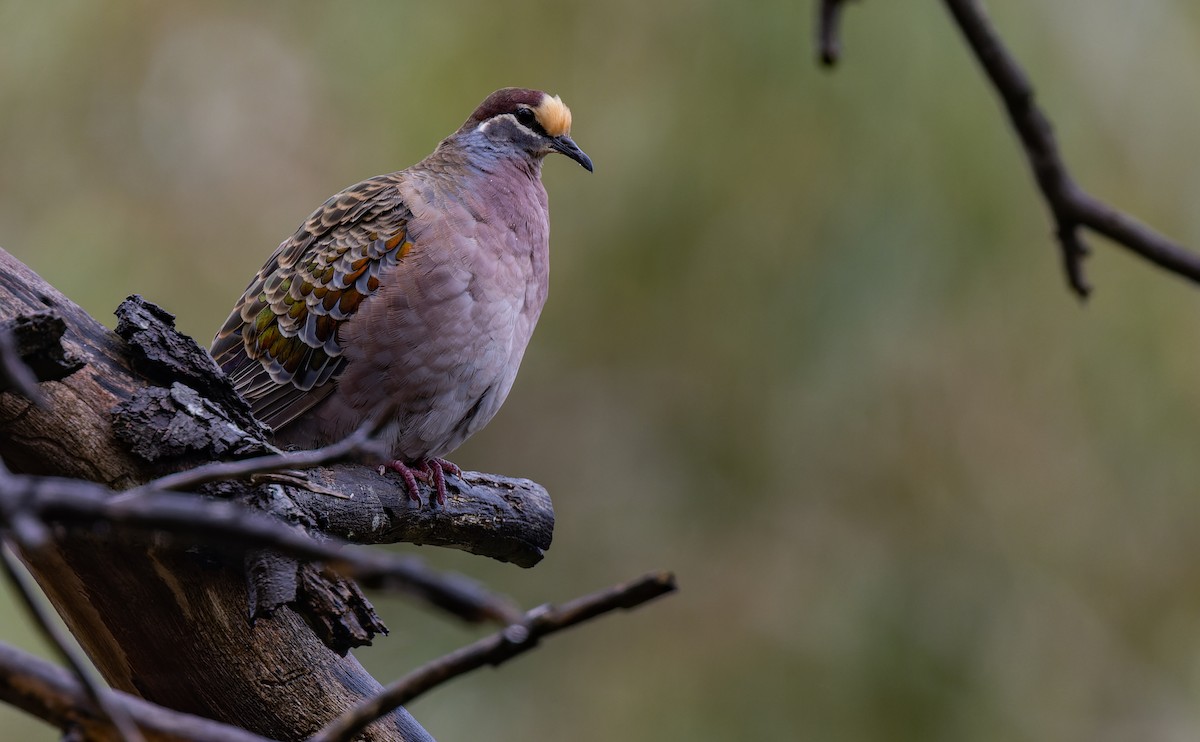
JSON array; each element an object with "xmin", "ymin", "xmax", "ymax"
[
  {"xmin": 0, "ymin": 467, "xmax": 520, "ymax": 623},
  {"xmin": 311, "ymin": 571, "xmax": 679, "ymax": 742}
]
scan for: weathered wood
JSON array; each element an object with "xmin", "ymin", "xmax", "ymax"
[
  {"xmin": 279, "ymin": 468, "xmax": 554, "ymax": 568},
  {"xmin": 0, "ymin": 641, "xmax": 276, "ymax": 742},
  {"xmin": 0, "ymin": 311, "xmax": 83, "ymax": 390},
  {"xmin": 0, "ymin": 248, "xmax": 435, "ymax": 741}
]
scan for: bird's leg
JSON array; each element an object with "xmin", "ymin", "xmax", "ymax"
[{"xmin": 378, "ymin": 457, "xmax": 461, "ymax": 505}]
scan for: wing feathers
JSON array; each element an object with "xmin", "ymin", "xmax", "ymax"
[{"xmin": 210, "ymin": 172, "xmax": 414, "ymax": 431}]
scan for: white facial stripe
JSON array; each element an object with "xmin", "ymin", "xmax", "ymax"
[{"xmin": 477, "ymin": 113, "xmax": 539, "ymax": 137}]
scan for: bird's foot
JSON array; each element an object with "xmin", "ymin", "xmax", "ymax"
[
  {"xmin": 379, "ymin": 460, "xmax": 423, "ymax": 502},
  {"xmin": 378, "ymin": 457, "xmax": 462, "ymax": 505},
  {"xmin": 424, "ymin": 457, "xmax": 462, "ymax": 505}
]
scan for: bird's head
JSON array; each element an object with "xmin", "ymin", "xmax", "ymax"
[{"xmin": 459, "ymin": 88, "xmax": 593, "ymax": 172}]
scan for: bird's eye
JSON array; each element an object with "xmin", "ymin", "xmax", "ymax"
[{"xmin": 515, "ymin": 108, "xmax": 537, "ymax": 127}]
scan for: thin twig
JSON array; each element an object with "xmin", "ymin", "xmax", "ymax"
[
  {"xmin": 310, "ymin": 571, "xmax": 678, "ymax": 742},
  {"xmin": 0, "ymin": 542, "xmax": 145, "ymax": 742},
  {"xmin": 125, "ymin": 412, "xmax": 390, "ymax": 497},
  {"xmin": 357, "ymin": 558, "xmax": 524, "ymax": 625},
  {"xmin": 818, "ymin": 0, "xmax": 855, "ymax": 66},
  {"xmin": 0, "ymin": 641, "xmax": 277, "ymax": 742},
  {"xmin": 942, "ymin": 0, "xmax": 1200, "ymax": 296}
]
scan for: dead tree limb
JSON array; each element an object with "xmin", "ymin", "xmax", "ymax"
[
  {"xmin": 820, "ymin": 0, "xmax": 1200, "ymax": 297},
  {"xmin": 0, "ymin": 641, "xmax": 275, "ymax": 742},
  {"xmin": 0, "ymin": 246, "xmax": 555, "ymax": 741},
  {"xmin": 0, "ymin": 469, "xmax": 524, "ymax": 626},
  {"xmin": 0, "ymin": 565, "xmax": 675, "ymax": 742},
  {"xmin": 0, "ymin": 542, "xmax": 143, "ymax": 742}
]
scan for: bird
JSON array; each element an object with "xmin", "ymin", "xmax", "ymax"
[{"xmin": 210, "ymin": 87, "xmax": 592, "ymax": 505}]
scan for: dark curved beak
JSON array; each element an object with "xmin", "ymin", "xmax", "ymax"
[{"xmin": 551, "ymin": 135, "xmax": 593, "ymax": 172}]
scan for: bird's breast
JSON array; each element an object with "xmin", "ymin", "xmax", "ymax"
[{"xmin": 327, "ymin": 168, "xmax": 551, "ymax": 459}]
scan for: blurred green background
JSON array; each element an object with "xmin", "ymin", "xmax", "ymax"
[{"xmin": 5, "ymin": 1, "xmax": 1200, "ymax": 739}]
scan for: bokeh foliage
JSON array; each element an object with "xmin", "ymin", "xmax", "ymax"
[{"xmin": 4, "ymin": 1, "xmax": 1200, "ymax": 739}]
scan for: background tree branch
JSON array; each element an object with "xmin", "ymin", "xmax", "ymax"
[
  {"xmin": 819, "ymin": 0, "xmax": 1200, "ymax": 297},
  {"xmin": 817, "ymin": 0, "xmax": 854, "ymax": 66}
]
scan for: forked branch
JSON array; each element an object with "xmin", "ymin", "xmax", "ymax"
[{"xmin": 820, "ymin": 0, "xmax": 1200, "ymax": 297}]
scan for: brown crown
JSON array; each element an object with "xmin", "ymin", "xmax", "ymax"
[
  {"xmin": 465, "ymin": 88, "xmax": 548, "ymax": 124},
  {"xmin": 461, "ymin": 88, "xmax": 573, "ymax": 137}
]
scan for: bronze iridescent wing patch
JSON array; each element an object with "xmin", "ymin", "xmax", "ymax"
[{"xmin": 211, "ymin": 174, "xmax": 413, "ymax": 430}]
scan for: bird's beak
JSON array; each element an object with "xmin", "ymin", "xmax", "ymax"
[{"xmin": 550, "ymin": 135, "xmax": 593, "ymax": 172}]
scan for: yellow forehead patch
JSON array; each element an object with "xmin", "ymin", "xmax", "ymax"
[{"xmin": 533, "ymin": 95, "xmax": 572, "ymax": 137}]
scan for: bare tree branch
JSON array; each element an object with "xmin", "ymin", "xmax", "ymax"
[
  {"xmin": 941, "ymin": 0, "xmax": 1200, "ymax": 296},
  {"xmin": 0, "ymin": 641, "xmax": 277, "ymax": 742},
  {"xmin": 0, "ymin": 543, "xmax": 143, "ymax": 742},
  {"xmin": 310, "ymin": 571, "xmax": 679, "ymax": 742},
  {"xmin": 3, "ymin": 465, "xmax": 549, "ymax": 568},
  {"xmin": 356, "ymin": 560, "xmax": 524, "ymax": 626},
  {"xmin": 817, "ymin": 0, "xmax": 855, "ymax": 66},
  {"xmin": 0, "ymin": 468, "xmax": 520, "ymax": 625},
  {"xmin": 820, "ymin": 0, "xmax": 1200, "ymax": 297}
]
